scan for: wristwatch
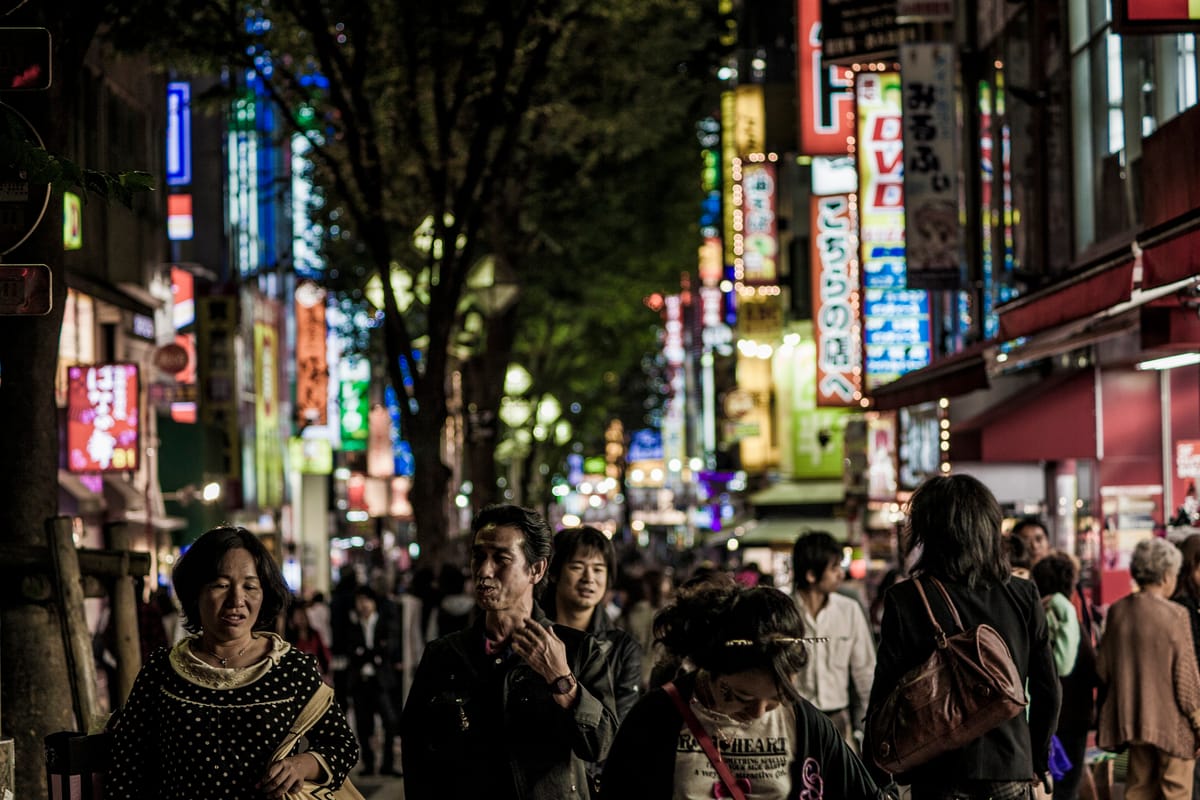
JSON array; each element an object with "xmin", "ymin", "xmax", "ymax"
[{"xmin": 549, "ymin": 672, "xmax": 577, "ymax": 695}]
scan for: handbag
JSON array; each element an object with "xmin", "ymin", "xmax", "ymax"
[
  {"xmin": 273, "ymin": 683, "xmax": 366, "ymax": 800},
  {"xmin": 663, "ymin": 681, "xmax": 748, "ymax": 800},
  {"xmin": 867, "ymin": 576, "xmax": 1027, "ymax": 775}
]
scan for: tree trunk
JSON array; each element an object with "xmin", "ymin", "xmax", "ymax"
[
  {"xmin": 462, "ymin": 304, "xmax": 520, "ymax": 513},
  {"xmin": 0, "ymin": 93, "xmax": 74, "ymax": 797}
]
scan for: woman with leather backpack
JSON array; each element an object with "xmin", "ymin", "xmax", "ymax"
[{"xmin": 865, "ymin": 474, "xmax": 1062, "ymax": 800}]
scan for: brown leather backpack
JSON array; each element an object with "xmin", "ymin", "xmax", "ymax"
[{"xmin": 868, "ymin": 576, "xmax": 1028, "ymax": 775}]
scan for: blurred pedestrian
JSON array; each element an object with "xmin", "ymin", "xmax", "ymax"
[
  {"xmin": 307, "ymin": 590, "xmax": 333, "ymax": 651},
  {"xmin": 286, "ymin": 599, "xmax": 332, "ymax": 680},
  {"xmin": 792, "ymin": 530, "xmax": 876, "ymax": 750},
  {"xmin": 866, "ymin": 474, "xmax": 1061, "ymax": 798},
  {"xmin": 1013, "ymin": 517, "xmax": 1052, "ymax": 567},
  {"xmin": 1173, "ymin": 534, "xmax": 1200, "ymax": 800},
  {"xmin": 400, "ymin": 504, "xmax": 618, "ymax": 800},
  {"xmin": 619, "ymin": 568, "xmax": 673, "ymax": 691},
  {"xmin": 1034, "ymin": 553, "xmax": 1098, "ymax": 800},
  {"xmin": 601, "ymin": 573, "xmax": 885, "ymax": 800},
  {"xmin": 347, "ymin": 585, "xmax": 401, "ymax": 776},
  {"xmin": 1006, "ymin": 533, "xmax": 1034, "ymax": 580},
  {"xmin": 1097, "ymin": 537, "xmax": 1200, "ymax": 800},
  {"xmin": 434, "ymin": 563, "xmax": 474, "ymax": 637},
  {"xmin": 106, "ymin": 526, "xmax": 358, "ymax": 797}
]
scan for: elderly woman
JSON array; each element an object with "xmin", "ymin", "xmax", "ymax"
[
  {"xmin": 1098, "ymin": 537, "xmax": 1200, "ymax": 800},
  {"xmin": 106, "ymin": 527, "xmax": 359, "ymax": 799},
  {"xmin": 865, "ymin": 474, "xmax": 1060, "ymax": 799},
  {"xmin": 601, "ymin": 573, "xmax": 884, "ymax": 800}
]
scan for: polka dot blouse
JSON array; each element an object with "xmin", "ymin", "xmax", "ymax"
[{"xmin": 106, "ymin": 633, "xmax": 359, "ymax": 799}]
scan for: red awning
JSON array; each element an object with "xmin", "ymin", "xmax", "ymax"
[
  {"xmin": 950, "ymin": 371, "xmax": 1097, "ymax": 462},
  {"xmin": 997, "ymin": 215, "xmax": 1200, "ymax": 343},
  {"xmin": 998, "ymin": 260, "xmax": 1134, "ymax": 342},
  {"xmin": 868, "ymin": 341, "xmax": 993, "ymax": 412}
]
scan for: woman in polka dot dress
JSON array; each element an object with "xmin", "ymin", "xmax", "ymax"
[{"xmin": 106, "ymin": 527, "xmax": 360, "ymax": 799}]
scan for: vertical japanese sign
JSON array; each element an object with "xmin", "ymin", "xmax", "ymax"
[
  {"xmin": 197, "ymin": 297, "xmax": 240, "ymax": 479},
  {"xmin": 294, "ymin": 281, "xmax": 328, "ymax": 427},
  {"xmin": 733, "ymin": 85, "xmax": 766, "ymax": 156},
  {"xmin": 721, "ymin": 91, "xmax": 739, "ymax": 268},
  {"xmin": 741, "ymin": 161, "xmax": 778, "ymax": 285},
  {"xmin": 254, "ymin": 315, "xmax": 284, "ymax": 507},
  {"xmin": 900, "ymin": 43, "xmax": 961, "ymax": 290},
  {"xmin": 857, "ymin": 71, "xmax": 931, "ymax": 390},
  {"xmin": 67, "ymin": 364, "xmax": 139, "ymax": 472},
  {"xmin": 339, "ymin": 358, "xmax": 370, "ymax": 451},
  {"xmin": 662, "ymin": 294, "xmax": 686, "ymax": 483},
  {"xmin": 797, "ymin": 0, "xmax": 856, "ymax": 155},
  {"xmin": 811, "ymin": 194, "xmax": 862, "ymax": 406}
]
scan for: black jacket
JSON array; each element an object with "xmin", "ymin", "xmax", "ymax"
[
  {"xmin": 601, "ymin": 670, "xmax": 885, "ymax": 800},
  {"xmin": 865, "ymin": 575, "xmax": 1061, "ymax": 788},
  {"xmin": 346, "ymin": 606, "xmax": 402, "ymax": 692},
  {"xmin": 541, "ymin": 593, "xmax": 643, "ymax": 723},
  {"xmin": 400, "ymin": 604, "xmax": 617, "ymax": 800}
]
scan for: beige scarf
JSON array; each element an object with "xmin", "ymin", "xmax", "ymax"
[{"xmin": 272, "ymin": 683, "xmax": 366, "ymax": 800}]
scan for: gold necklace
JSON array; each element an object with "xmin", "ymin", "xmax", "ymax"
[{"xmin": 201, "ymin": 639, "xmax": 249, "ymax": 668}]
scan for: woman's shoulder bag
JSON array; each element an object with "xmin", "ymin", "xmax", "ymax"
[
  {"xmin": 867, "ymin": 576, "xmax": 1028, "ymax": 775},
  {"xmin": 273, "ymin": 683, "xmax": 365, "ymax": 800}
]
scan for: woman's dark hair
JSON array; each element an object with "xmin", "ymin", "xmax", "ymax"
[
  {"xmin": 1032, "ymin": 552, "xmax": 1077, "ymax": 597},
  {"xmin": 470, "ymin": 504, "xmax": 553, "ymax": 597},
  {"xmin": 904, "ymin": 474, "xmax": 1010, "ymax": 588},
  {"xmin": 1177, "ymin": 534, "xmax": 1200, "ymax": 601},
  {"xmin": 792, "ymin": 531, "xmax": 842, "ymax": 590},
  {"xmin": 548, "ymin": 526, "xmax": 616, "ymax": 590},
  {"xmin": 653, "ymin": 572, "xmax": 807, "ymax": 705},
  {"xmin": 1005, "ymin": 534, "xmax": 1032, "ymax": 573},
  {"xmin": 173, "ymin": 526, "xmax": 290, "ymax": 634}
]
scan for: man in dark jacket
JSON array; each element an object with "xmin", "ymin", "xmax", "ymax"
[
  {"xmin": 400, "ymin": 505, "xmax": 618, "ymax": 800},
  {"xmin": 346, "ymin": 585, "xmax": 402, "ymax": 776},
  {"xmin": 543, "ymin": 526, "xmax": 642, "ymax": 723}
]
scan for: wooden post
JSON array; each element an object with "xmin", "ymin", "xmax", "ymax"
[
  {"xmin": 46, "ymin": 517, "xmax": 100, "ymax": 732},
  {"xmin": 105, "ymin": 522, "xmax": 140, "ymax": 706},
  {"xmin": 0, "ymin": 738, "xmax": 12, "ymax": 798}
]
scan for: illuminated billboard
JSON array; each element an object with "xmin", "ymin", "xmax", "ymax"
[
  {"xmin": 741, "ymin": 161, "xmax": 778, "ymax": 285},
  {"xmin": 294, "ymin": 281, "xmax": 328, "ymax": 427},
  {"xmin": 856, "ymin": 71, "xmax": 930, "ymax": 390},
  {"xmin": 900, "ymin": 43, "xmax": 961, "ymax": 290},
  {"xmin": 797, "ymin": 0, "xmax": 855, "ymax": 155},
  {"xmin": 811, "ymin": 194, "xmax": 862, "ymax": 406},
  {"xmin": 67, "ymin": 363, "xmax": 139, "ymax": 472}
]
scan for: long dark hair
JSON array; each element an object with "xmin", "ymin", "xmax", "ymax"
[
  {"xmin": 904, "ymin": 474, "xmax": 1010, "ymax": 588},
  {"xmin": 1175, "ymin": 534, "xmax": 1200, "ymax": 601},
  {"xmin": 173, "ymin": 526, "xmax": 290, "ymax": 634},
  {"xmin": 653, "ymin": 573, "xmax": 808, "ymax": 704}
]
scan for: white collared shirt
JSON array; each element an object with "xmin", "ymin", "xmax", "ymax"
[
  {"xmin": 360, "ymin": 611, "xmax": 378, "ymax": 677},
  {"xmin": 793, "ymin": 590, "xmax": 876, "ymax": 726}
]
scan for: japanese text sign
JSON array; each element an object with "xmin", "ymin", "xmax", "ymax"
[
  {"xmin": 811, "ymin": 194, "xmax": 863, "ymax": 406},
  {"xmin": 67, "ymin": 363, "xmax": 139, "ymax": 472}
]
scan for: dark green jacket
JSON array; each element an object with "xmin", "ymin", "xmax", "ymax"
[{"xmin": 401, "ymin": 605, "xmax": 617, "ymax": 800}]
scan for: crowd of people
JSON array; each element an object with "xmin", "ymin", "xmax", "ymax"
[{"xmin": 97, "ymin": 473, "xmax": 1200, "ymax": 800}]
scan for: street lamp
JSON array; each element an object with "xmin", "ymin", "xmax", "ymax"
[{"xmin": 162, "ymin": 481, "xmax": 223, "ymax": 506}]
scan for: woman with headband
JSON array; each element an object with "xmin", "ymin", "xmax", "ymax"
[{"xmin": 601, "ymin": 572, "xmax": 885, "ymax": 800}]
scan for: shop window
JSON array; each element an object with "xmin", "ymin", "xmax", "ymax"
[{"xmin": 1178, "ymin": 35, "xmax": 1197, "ymax": 111}]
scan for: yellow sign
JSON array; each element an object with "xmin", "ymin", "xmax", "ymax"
[{"xmin": 63, "ymin": 192, "xmax": 82, "ymax": 250}]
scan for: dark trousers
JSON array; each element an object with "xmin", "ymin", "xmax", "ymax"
[
  {"xmin": 1054, "ymin": 730, "xmax": 1088, "ymax": 800},
  {"xmin": 352, "ymin": 675, "xmax": 398, "ymax": 772}
]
